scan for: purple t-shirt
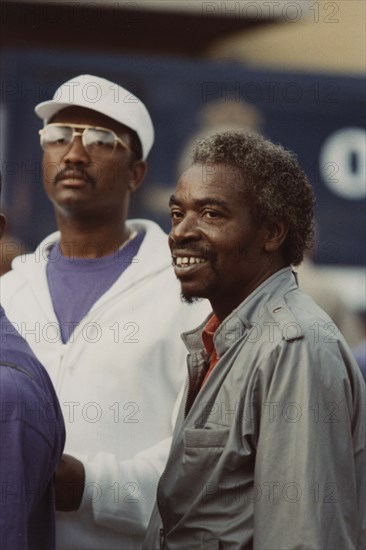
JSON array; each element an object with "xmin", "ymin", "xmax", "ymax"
[
  {"xmin": 46, "ymin": 232, "xmax": 144, "ymax": 343},
  {"xmin": 0, "ymin": 305, "xmax": 65, "ymax": 550}
]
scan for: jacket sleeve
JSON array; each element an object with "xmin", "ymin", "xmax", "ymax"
[
  {"xmin": 252, "ymin": 338, "xmax": 366, "ymax": 550},
  {"xmin": 0, "ymin": 368, "xmax": 59, "ymax": 550},
  {"xmin": 76, "ymin": 436, "xmax": 173, "ymax": 535},
  {"xmin": 73, "ymin": 380, "xmax": 186, "ymax": 534}
]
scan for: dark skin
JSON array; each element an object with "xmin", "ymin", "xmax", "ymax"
[
  {"xmin": 42, "ymin": 107, "xmax": 147, "ymax": 510},
  {"xmin": 43, "ymin": 106, "xmax": 147, "ymax": 259},
  {"xmin": 55, "ymin": 454, "xmax": 86, "ymax": 512},
  {"xmin": 169, "ymin": 163, "xmax": 289, "ymax": 323}
]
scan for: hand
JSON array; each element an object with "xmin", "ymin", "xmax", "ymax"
[{"xmin": 55, "ymin": 454, "xmax": 85, "ymax": 511}]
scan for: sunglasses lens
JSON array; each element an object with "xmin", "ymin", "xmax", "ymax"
[
  {"xmin": 40, "ymin": 125, "xmax": 120, "ymax": 157},
  {"xmin": 41, "ymin": 126, "xmax": 73, "ymax": 151},
  {"xmin": 83, "ymin": 128, "xmax": 116, "ymax": 156}
]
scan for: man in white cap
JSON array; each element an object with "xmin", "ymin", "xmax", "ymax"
[{"xmin": 0, "ymin": 75, "xmax": 208, "ymax": 549}]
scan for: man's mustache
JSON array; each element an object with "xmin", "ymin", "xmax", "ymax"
[{"xmin": 53, "ymin": 168, "xmax": 96, "ymax": 185}]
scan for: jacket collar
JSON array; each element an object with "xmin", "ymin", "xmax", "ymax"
[
  {"xmin": 12, "ymin": 219, "xmax": 172, "ymax": 280},
  {"xmin": 9, "ymin": 219, "xmax": 176, "ymax": 322},
  {"xmin": 182, "ymin": 267, "xmax": 298, "ymax": 358}
]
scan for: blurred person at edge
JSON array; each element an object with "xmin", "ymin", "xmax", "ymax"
[
  {"xmin": 0, "ymin": 227, "xmax": 24, "ymax": 276},
  {"xmin": 0, "ymin": 75, "xmax": 209, "ymax": 549},
  {"xmin": 143, "ymin": 131, "xmax": 366, "ymax": 550},
  {"xmin": 0, "ymin": 171, "xmax": 65, "ymax": 550}
]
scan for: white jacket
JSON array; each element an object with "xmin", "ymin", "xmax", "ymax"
[{"xmin": 0, "ymin": 219, "xmax": 209, "ymax": 550}]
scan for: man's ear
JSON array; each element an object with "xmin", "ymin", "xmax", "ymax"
[
  {"xmin": 128, "ymin": 160, "xmax": 148, "ymax": 193},
  {"xmin": 0, "ymin": 213, "xmax": 6, "ymax": 240},
  {"xmin": 264, "ymin": 220, "xmax": 289, "ymax": 253}
]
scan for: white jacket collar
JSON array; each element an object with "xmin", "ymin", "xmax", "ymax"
[{"xmin": 10, "ymin": 219, "xmax": 173, "ymax": 309}]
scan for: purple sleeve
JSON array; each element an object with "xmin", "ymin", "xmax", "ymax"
[{"xmin": 0, "ymin": 367, "xmax": 64, "ymax": 550}]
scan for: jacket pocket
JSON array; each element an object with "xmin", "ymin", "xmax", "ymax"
[{"xmin": 184, "ymin": 427, "xmax": 229, "ymax": 448}]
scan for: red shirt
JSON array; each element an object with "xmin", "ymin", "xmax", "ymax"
[{"xmin": 201, "ymin": 314, "xmax": 220, "ymax": 386}]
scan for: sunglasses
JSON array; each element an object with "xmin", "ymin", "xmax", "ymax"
[{"xmin": 39, "ymin": 123, "xmax": 131, "ymax": 158}]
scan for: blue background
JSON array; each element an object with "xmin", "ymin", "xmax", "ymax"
[{"xmin": 1, "ymin": 49, "xmax": 365, "ymax": 265}]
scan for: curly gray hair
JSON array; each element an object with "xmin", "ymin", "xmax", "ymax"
[{"xmin": 191, "ymin": 131, "xmax": 315, "ymax": 266}]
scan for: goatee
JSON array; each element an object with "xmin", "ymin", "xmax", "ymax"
[{"xmin": 180, "ymin": 293, "xmax": 203, "ymax": 305}]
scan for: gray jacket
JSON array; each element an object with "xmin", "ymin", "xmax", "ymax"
[{"xmin": 144, "ymin": 268, "xmax": 366, "ymax": 550}]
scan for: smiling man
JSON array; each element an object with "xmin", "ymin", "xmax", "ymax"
[
  {"xmin": 144, "ymin": 131, "xmax": 366, "ymax": 550},
  {"xmin": 0, "ymin": 75, "xmax": 208, "ymax": 549}
]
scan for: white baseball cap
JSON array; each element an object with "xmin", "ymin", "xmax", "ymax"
[{"xmin": 35, "ymin": 74, "xmax": 154, "ymax": 160}]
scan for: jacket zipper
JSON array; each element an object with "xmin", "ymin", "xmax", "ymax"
[
  {"xmin": 184, "ymin": 365, "xmax": 196, "ymax": 418},
  {"xmin": 184, "ymin": 353, "xmax": 209, "ymax": 418},
  {"xmin": 54, "ymin": 343, "xmax": 67, "ymax": 392}
]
